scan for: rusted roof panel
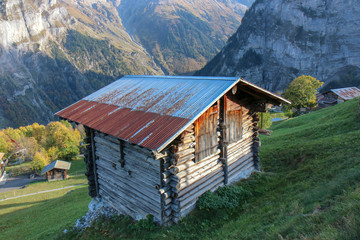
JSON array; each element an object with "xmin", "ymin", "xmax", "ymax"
[
  {"xmin": 56, "ymin": 75, "xmax": 288, "ymax": 151},
  {"xmin": 330, "ymin": 87, "xmax": 360, "ymax": 100},
  {"xmin": 57, "ymin": 100, "xmax": 189, "ymax": 150}
]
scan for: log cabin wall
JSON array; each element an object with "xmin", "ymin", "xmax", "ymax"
[
  {"xmin": 169, "ymin": 95, "xmax": 260, "ymax": 220},
  {"xmin": 171, "ymin": 107, "xmax": 224, "ymax": 220},
  {"xmin": 93, "ymin": 131, "xmax": 162, "ymax": 223},
  {"xmin": 226, "ymin": 97, "xmax": 258, "ymax": 184},
  {"xmin": 155, "ymin": 146, "xmax": 177, "ymax": 225}
]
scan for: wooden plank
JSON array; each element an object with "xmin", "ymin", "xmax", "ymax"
[
  {"xmin": 98, "ymin": 177, "xmax": 161, "ymax": 214},
  {"xmin": 176, "ymin": 165, "xmax": 223, "ymax": 191},
  {"xmin": 178, "ymin": 172, "xmax": 224, "ymax": 205},
  {"xmin": 228, "ymin": 163, "xmax": 255, "ymax": 184},
  {"xmin": 228, "ymin": 152, "xmax": 253, "ymax": 172},
  {"xmin": 97, "ymin": 159, "xmax": 159, "ymax": 192},
  {"xmin": 176, "ymin": 170, "xmax": 224, "ymax": 198},
  {"xmin": 228, "ymin": 158, "xmax": 254, "ymax": 178},
  {"xmin": 100, "ymin": 184, "xmax": 161, "ymax": 220},
  {"xmin": 95, "ymin": 149, "xmax": 159, "ymax": 178},
  {"xmin": 176, "ymin": 155, "xmax": 221, "ymax": 181}
]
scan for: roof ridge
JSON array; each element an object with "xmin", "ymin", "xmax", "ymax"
[{"xmin": 123, "ymin": 75, "xmax": 239, "ymax": 81}]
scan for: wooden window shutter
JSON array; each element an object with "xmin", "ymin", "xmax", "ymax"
[{"xmin": 195, "ymin": 105, "xmax": 219, "ymax": 161}]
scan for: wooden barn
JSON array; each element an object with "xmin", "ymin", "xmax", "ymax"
[
  {"xmin": 41, "ymin": 160, "xmax": 71, "ymax": 181},
  {"xmin": 56, "ymin": 75, "xmax": 289, "ymax": 225},
  {"xmin": 318, "ymin": 87, "xmax": 360, "ymax": 108}
]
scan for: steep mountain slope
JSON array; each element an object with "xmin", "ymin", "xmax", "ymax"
[
  {"xmin": 197, "ymin": 0, "xmax": 360, "ymax": 92},
  {"xmin": 0, "ymin": 0, "xmax": 163, "ymax": 128},
  {"xmin": 116, "ymin": 0, "xmax": 252, "ymax": 74},
  {"xmin": 0, "ymin": 0, "xmax": 254, "ymax": 128}
]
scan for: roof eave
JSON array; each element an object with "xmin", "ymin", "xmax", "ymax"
[{"xmin": 238, "ymin": 79, "xmax": 291, "ymax": 105}]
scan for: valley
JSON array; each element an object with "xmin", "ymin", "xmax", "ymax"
[{"xmin": 0, "ymin": 0, "xmax": 252, "ymax": 129}]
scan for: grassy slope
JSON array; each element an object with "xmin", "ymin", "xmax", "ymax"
[
  {"xmin": 60, "ymin": 98, "xmax": 360, "ymax": 240},
  {"xmin": 0, "ymin": 158, "xmax": 91, "ymax": 240},
  {"xmin": 1, "ymin": 157, "xmax": 87, "ymax": 200}
]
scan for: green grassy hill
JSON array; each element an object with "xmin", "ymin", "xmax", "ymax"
[
  {"xmin": 2, "ymin": 99, "xmax": 359, "ymax": 239},
  {"xmin": 0, "ymin": 158, "xmax": 91, "ymax": 240}
]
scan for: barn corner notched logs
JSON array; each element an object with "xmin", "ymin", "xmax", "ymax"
[{"xmin": 56, "ymin": 75, "xmax": 290, "ymax": 225}]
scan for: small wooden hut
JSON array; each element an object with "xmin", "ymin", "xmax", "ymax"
[
  {"xmin": 56, "ymin": 75, "xmax": 289, "ymax": 225},
  {"xmin": 41, "ymin": 160, "xmax": 71, "ymax": 181}
]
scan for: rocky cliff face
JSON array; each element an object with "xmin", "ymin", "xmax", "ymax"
[
  {"xmin": 0, "ymin": 0, "xmax": 255, "ymax": 128},
  {"xmin": 197, "ymin": 0, "xmax": 360, "ymax": 92},
  {"xmin": 0, "ymin": 0, "xmax": 164, "ymax": 128}
]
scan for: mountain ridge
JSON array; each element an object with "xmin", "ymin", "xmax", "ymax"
[
  {"xmin": 197, "ymin": 0, "xmax": 360, "ymax": 92},
  {"xmin": 0, "ymin": 0, "xmax": 253, "ymax": 128}
]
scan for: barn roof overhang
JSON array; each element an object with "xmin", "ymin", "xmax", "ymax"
[{"xmin": 56, "ymin": 75, "xmax": 289, "ymax": 152}]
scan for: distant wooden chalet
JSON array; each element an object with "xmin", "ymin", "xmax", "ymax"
[
  {"xmin": 56, "ymin": 75, "xmax": 290, "ymax": 225},
  {"xmin": 41, "ymin": 160, "xmax": 71, "ymax": 181},
  {"xmin": 318, "ymin": 87, "xmax": 360, "ymax": 108}
]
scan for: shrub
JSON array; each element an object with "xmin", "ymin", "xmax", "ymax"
[
  {"xmin": 131, "ymin": 215, "xmax": 156, "ymax": 231},
  {"xmin": 259, "ymin": 111, "xmax": 272, "ymax": 129},
  {"xmin": 197, "ymin": 185, "xmax": 252, "ymax": 210},
  {"xmin": 31, "ymin": 149, "xmax": 50, "ymax": 174},
  {"xmin": 10, "ymin": 165, "xmax": 32, "ymax": 176}
]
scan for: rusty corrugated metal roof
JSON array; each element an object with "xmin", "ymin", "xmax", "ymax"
[
  {"xmin": 56, "ymin": 75, "xmax": 288, "ymax": 151},
  {"xmin": 330, "ymin": 87, "xmax": 360, "ymax": 100}
]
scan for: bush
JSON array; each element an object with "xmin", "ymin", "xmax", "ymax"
[
  {"xmin": 131, "ymin": 215, "xmax": 156, "ymax": 231},
  {"xmin": 197, "ymin": 185, "xmax": 252, "ymax": 210},
  {"xmin": 259, "ymin": 111, "xmax": 272, "ymax": 129},
  {"xmin": 31, "ymin": 149, "xmax": 50, "ymax": 174},
  {"xmin": 9, "ymin": 165, "xmax": 32, "ymax": 176}
]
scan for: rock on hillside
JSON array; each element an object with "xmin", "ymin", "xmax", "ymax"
[
  {"xmin": 116, "ymin": 0, "xmax": 253, "ymax": 74},
  {"xmin": 197, "ymin": 0, "xmax": 360, "ymax": 92}
]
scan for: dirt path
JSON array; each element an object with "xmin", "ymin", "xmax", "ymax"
[
  {"xmin": 0, "ymin": 174, "xmax": 45, "ymax": 193},
  {"xmin": 0, "ymin": 183, "xmax": 86, "ymax": 202}
]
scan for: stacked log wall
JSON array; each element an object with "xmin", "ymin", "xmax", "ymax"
[
  {"xmin": 156, "ymin": 146, "xmax": 177, "ymax": 225},
  {"xmin": 94, "ymin": 132, "xmax": 162, "ymax": 223},
  {"xmin": 227, "ymin": 107, "xmax": 258, "ymax": 184},
  {"xmin": 171, "ymin": 124, "xmax": 224, "ymax": 219}
]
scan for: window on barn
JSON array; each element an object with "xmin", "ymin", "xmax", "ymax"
[
  {"xmin": 195, "ymin": 104, "xmax": 219, "ymax": 161},
  {"xmin": 225, "ymin": 96, "xmax": 243, "ymax": 144}
]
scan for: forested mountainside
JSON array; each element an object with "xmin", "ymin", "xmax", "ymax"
[
  {"xmin": 197, "ymin": 0, "xmax": 360, "ymax": 92},
  {"xmin": 116, "ymin": 0, "xmax": 252, "ymax": 74},
  {"xmin": 0, "ymin": 0, "xmax": 253, "ymax": 128}
]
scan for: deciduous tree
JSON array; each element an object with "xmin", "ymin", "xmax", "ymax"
[{"xmin": 283, "ymin": 75, "xmax": 323, "ymax": 111}]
